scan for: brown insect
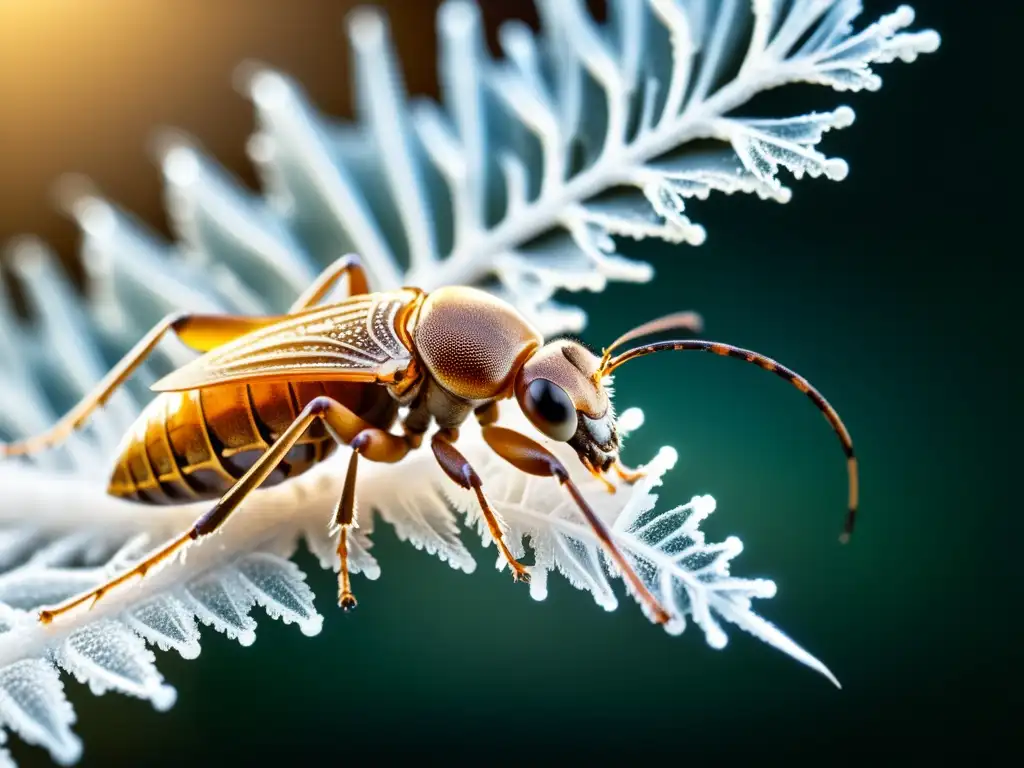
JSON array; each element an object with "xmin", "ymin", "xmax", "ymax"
[{"xmin": 1, "ymin": 254, "xmax": 858, "ymax": 626}]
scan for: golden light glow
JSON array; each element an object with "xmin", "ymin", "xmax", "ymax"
[{"xmin": 0, "ymin": 0, "xmax": 443, "ymax": 261}]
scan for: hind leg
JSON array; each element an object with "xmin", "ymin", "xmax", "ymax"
[
  {"xmin": 38, "ymin": 395, "xmax": 411, "ymax": 625},
  {"xmin": 1, "ymin": 312, "xmax": 275, "ymax": 458},
  {"xmin": 289, "ymin": 254, "xmax": 369, "ymax": 311}
]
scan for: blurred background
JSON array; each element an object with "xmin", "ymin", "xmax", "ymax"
[{"xmin": 0, "ymin": 0, "xmax": 1013, "ymax": 765}]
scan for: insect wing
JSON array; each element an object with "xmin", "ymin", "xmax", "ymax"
[{"xmin": 151, "ymin": 292, "xmax": 417, "ymax": 391}]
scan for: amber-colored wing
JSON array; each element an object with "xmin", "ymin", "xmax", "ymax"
[{"xmin": 151, "ymin": 290, "xmax": 420, "ymax": 392}]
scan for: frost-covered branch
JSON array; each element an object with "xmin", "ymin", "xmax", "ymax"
[
  {"xmin": 403, "ymin": 0, "xmax": 939, "ymax": 328},
  {"xmin": 60, "ymin": 0, "xmax": 938, "ymax": 335}
]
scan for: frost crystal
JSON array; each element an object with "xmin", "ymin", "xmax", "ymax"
[{"xmin": 0, "ymin": 1, "xmax": 938, "ymax": 764}]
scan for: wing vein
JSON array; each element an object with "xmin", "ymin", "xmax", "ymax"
[{"xmin": 150, "ymin": 291, "xmax": 418, "ymax": 392}]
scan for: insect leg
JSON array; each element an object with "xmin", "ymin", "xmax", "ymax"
[
  {"xmin": 612, "ymin": 460, "xmax": 645, "ymax": 484},
  {"xmin": 473, "ymin": 402, "xmax": 499, "ymax": 426},
  {"xmin": 481, "ymin": 425, "xmax": 671, "ymax": 625},
  {"xmin": 289, "ymin": 253, "xmax": 369, "ymax": 311},
  {"xmin": 37, "ymin": 396, "xmax": 410, "ymax": 624},
  {"xmin": 331, "ymin": 426, "xmax": 413, "ymax": 610},
  {"xmin": 334, "ymin": 447, "xmax": 361, "ymax": 611},
  {"xmin": 1, "ymin": 312, "xmax": 269, "ymax": 458},
  {"xmin": 431, "ymin": 428, "xmax": 531, "ymax": 583},
  {"xmin": 582, "ymin": 457, "xmax": 617, "ymax": 494}
]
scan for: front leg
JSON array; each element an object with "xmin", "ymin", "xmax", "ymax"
[
  {"xmin": 612, "ymin": 459, "xmax": 646, "ymax": 484},
  {"xmin": 289, "ymin": 253, "xmax": 369, "ymax": 311},
  {"xmin": 430, "ymin": 428, "xmax": 530, "ymax": 584},
  {"xmin": 482, "ymin": 425, "xmax": 670, "ymax": 625}
]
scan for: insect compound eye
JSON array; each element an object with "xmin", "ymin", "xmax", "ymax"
[{"xmin": 523, "ymin": 378, "xmax": 578, "ymax": 442}]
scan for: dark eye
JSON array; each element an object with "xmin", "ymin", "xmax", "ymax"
[{"xmin": 523, "ymin": 379, "xmax": 578, "ymax": 441}]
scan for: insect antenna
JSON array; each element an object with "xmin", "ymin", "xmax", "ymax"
[
  {"xmin": 601, "ymin": 340, "xmax": 859, "ymax": 544},
  {"xmin": 594, "ymin": 311, "xmax": 705, "ymax": 381}
]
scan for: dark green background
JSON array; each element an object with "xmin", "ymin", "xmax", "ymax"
[{"xmin": 1, "ymin": 0, "xmax": 1013, "ymax": 765}]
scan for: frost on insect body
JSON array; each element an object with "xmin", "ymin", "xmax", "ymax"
[{"xmin": 0, "ymin": 1, "xmax": 938, "ymax": 765}]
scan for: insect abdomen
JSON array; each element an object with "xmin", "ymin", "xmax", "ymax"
[{"xmin": 108, "ymin": 380, "xmax": 396, "ymax": 504}]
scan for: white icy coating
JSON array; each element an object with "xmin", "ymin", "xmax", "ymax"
[
  {"xmin": 62, "ymin": 0, "xmax": 937, "ymax": 336},
  {"xmin": 0, "ymin": 1, "xmax": 939, "ymax": 764}
]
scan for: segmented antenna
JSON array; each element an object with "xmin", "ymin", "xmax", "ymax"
[{"xmin": 604, "ymin": 340, "xmax": 858, "ymax": 542}]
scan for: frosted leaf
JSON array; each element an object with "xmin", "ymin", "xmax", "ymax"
[
  {"xmin": 441, "ymin": 412, "xmax": 838, "ymax": 686},
  {"xmin": 645, "ymin": 148, "xmax": 794, "ymax": 203},
  {"xmin": 183, "ymin": 572, "xmax": 258, "ymax": 647},
  {"xmin": 348, "ymin": 9, "xmax": 440, "ymax": 274},
  {"xmin": 574, "ymin": 189, "xmax": 707, "ymax": 246},
  {"xmin": 156, "ymin": 134, "xmax": 319, "ymax": 311},
  {"xmin": 793, "ymin": 5, "xmax": 941, "ymax": 92},
  {"xmin": 495, "ymin": 237, "xmax": 607, "ymax": 296},
  {"xmin": 60, "ymin": 181, "xmax": 252, "ymax": 333},
  {"xmin": 4, "ymin": 241, "xmax": 137, "ymax": 459},
  {"xmin": 242, "ymin": 69, "xmax": 404, "ymax": 293},
  {"xmin": 375, "ymin": 490, "xmax": 477, "ymax": 575},
  {"xmin": 614, "ymin": 487, "xmax": 838, "ymax": 685},
  {"xmin": 58, "ymin": 621, "xmax": 177, "ymax": 711},
  {"xmin": 124, "ymin": 595, "xmax": 202, "ymax": 660},
  {"xmin": 0, "ymin": 530, "xmax": 44, "ymax": 572},
  {"xmin": 0, "ymin": 272, "xmax": 82, "ymax": 474},
  {"xmin": 641, "ymin": 182, "xmax": 709, "ymax": 245},
  {"xmin": 235, "ymin": 554, "xmax": 323, "ymax": 637},
  {"xmin": 0, "ymin": 660, "xmax": 81, "ymax": 765},
  {"xmin": 45, "ymin": 0, "xmax": 937, "ymax": 338},
  {"xmin": 719, "ymin": 108, "xmax": 855, "ymax": 189}
]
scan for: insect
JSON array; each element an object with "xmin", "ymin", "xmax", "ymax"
[{"xmin": 1, "ymin": 254, "xmax": 858, "ymax": 626}]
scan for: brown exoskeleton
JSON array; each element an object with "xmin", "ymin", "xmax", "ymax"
[{"xmin": 1, "ymin": 254, "xmax": 858, "ymax": 626}]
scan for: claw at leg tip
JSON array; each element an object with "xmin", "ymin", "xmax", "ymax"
[
  {"xmin": 339, "ymin": 592, "xmax": 358, "ymax": 611},
  {"xmin": 508, "ymin": 561, "xmax": 532, "ymax": 583},
  {"xmin": 613, "ymin": 461, "xmax": 646, "ymax": 485},
  {"xmin": 595, "ymin": 471, "xmax": 616, "ymax": 494}
]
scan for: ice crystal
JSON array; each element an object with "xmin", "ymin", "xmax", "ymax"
[{"xmin": 0, "ymin": 0, "xmax": 939, "ymax": 764}]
